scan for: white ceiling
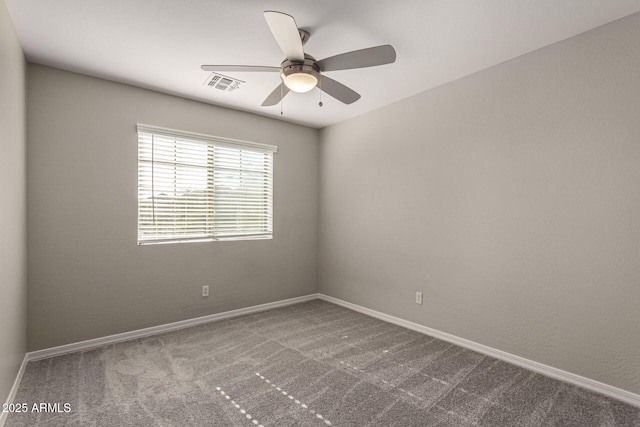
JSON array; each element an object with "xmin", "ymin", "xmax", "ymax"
[{"xmin": 6, "ymin": 1, "xmax": 640, "ymax": 128}]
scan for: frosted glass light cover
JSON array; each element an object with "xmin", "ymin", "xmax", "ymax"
[{"xmin": 284, "ymin": 73, "xmax": 318, "ymax": 93}]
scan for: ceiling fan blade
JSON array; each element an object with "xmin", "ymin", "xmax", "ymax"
[
  {"xmin": 319, "ymin": 76, "xmax": 361, "ymax": 104},
  {"xmin": 201, "ymin": 65, "xmax": 280, "ymax": 72},
  {"xmin": 264, "ymin": 11, "xmax": 305, "ymax": 62},
  {"xmin": 317, "ymin": 45, "xmax": 396, "ymax": 72},
  {"xmin": 262, "ymin": 83, "xmax": 291, "ymax": 106}
]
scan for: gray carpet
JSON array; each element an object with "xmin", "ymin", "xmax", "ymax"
[{"xmin": 6, "ymin": 300, "xmax": 640, "ymax": 426}]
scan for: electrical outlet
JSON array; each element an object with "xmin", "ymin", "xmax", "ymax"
[
  {"xmin": 202, "ymin": 285, "xmax": 209, "ymax": 297},
  {"xmin": 415, "ymin": 292, "xmax": 423, "ymax": 305}
]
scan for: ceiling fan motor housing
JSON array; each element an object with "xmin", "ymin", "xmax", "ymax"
[{"xmin": 280, "ymin": 57, "xmax": 320, "ymax": 92}]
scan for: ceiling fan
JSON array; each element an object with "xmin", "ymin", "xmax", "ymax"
[{"xmin": 201, "ymin": 11, "xmax": 396, "ymax": 107}]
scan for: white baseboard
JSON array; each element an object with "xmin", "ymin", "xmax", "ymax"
[
  {"xmin": 28, "ymin": 294, "xmax": 320, "ymax": 361},
  {"xmin": 317, "ymin": 293, "xmax": 640, "ymax": 408},
  {"xmin": 0, "ymin": 354, "xmax": 28, "ymax": 427}
]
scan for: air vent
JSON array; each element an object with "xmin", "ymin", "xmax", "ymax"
[{"xmin": 204, "ymin": 73, "xmax": 244, "ymax": 92}]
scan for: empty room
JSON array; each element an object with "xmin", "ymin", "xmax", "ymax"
[{"xmin": 1, "ymin": 1, "xmax": 640, "ymax": 426}]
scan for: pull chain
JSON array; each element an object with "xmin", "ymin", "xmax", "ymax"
[
  {"xmin": 318, "ymin": 78, "xmax": 323, "ymax": 107},
  {"xmin": 280, "ymin": 83, "xmax": 284, "ymax": 115}
]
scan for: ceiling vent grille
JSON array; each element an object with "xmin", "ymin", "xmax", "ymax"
[{"xmin": 204, "ymin": 73, "xmax": 244, "ymax": 92}]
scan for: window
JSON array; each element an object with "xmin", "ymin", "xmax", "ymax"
[{"xmin": 137, "ymin": 124, "xmax": 277, "ymax": 244}]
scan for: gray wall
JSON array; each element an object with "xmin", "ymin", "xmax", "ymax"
[
  {"xmin": 0, "ymin": 0, "xmax": 27, "ymax": 404},
  {"xmin": 27, "ymin": 65, "xmax": 318, "ymax": 350},
  {"xmin": 319, "ymin": 13, "xmax": 640, "ymax": 394}
]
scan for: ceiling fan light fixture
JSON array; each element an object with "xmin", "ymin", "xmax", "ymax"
[
  {"xmin": 280, "ymin": 60, "xmax": 320, "ymax": 93},
  {"xmin": 284, "ymin": 72, "xmax": 317, "ymax": 93}
]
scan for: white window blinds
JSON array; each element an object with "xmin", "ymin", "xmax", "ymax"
[{"xmin": 137, "ymin": 125, "xmax": 277, "ymax": 244}]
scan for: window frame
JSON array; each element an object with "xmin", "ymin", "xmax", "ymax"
[{"xmin": 136, "ymin": 124, "xmax": 277, "ymax": 245}]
